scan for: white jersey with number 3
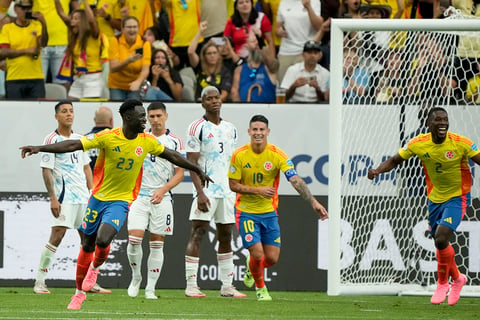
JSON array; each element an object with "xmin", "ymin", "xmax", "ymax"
[
  {"xmin": 39, "ymin": 131, "xmax": 90, "ymax": 204},
  {"xmin": 186, "ymin": 116, "xmax": 237, "ymax": 198},
  {"xmin": 138, "ymin": 129, "xmax": 185, "ymax": 198}
]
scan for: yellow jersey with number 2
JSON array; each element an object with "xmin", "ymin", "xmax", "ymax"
[{"xmin": 398, "ymin": 132, "xmax": 480, "ymax": 203}]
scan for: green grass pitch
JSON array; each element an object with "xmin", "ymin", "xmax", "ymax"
[{"xmin": 1, "ymin": 287, "xmax": 479, "ymax": 319}]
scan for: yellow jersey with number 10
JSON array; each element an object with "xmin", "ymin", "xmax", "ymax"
[
  {"xmin": 229, "ymin": 143, "xmax": 297, "ymax": 214},
  {"xmin": 81, "ymin": 128, "xmax": 165, "ymax": 203}
]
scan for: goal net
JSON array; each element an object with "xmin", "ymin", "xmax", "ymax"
[{"xmin": 328, "ymin": 12, "xmax": 480, "ymax": 296}]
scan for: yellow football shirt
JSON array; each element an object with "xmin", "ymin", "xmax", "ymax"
[
  {"xmin": 81, "ymin": 127, "xmax": 165, "ymax": 203},
  {"xmin": 33, "ymin": 0, "xmax": 69, "ymax": 46},
  {"xmin": 398, "ymin": 132, "xmax": 480, "ymax": 203},
  {"xmin": 229, "ymin": 143, "xmax": 296, "ymax": 213},
  {"xmin": 108, "ymin": 34, "xmax": 151, "ymax": 90},
  {"xmin": 0, "ymin": 21, "xmax": 44, "ymax": 80}
]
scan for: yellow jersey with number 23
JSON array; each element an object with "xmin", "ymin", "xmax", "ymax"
[{"xmin": 81, "ymin": 128, "xmax": 165, "ymax": 203}]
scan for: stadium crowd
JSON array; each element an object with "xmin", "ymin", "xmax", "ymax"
[{"xmin": 0, "ymin": 0, "xmax": 478, "ymax": 104}]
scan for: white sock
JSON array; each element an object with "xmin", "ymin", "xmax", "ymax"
[
  {"xmin": 185, "ymin": 255, "xmax": 199, "ymax": 287},
  {"xmin": 127, "ymin": 235, "xmax": 143, "ymax": 280},
  {"xmin": 36, "ymin": 242, "xmax": 57, "ymax": 283},
  {"xmin": 217, "ymin": 252, "xmax": 234, "ymax": 287},
  {"xmin": 145, "ymin": 241, "xmax": 164, "ymax": 292}
]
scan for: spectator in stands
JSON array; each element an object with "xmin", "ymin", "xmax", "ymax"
[
  {"xmin": 145, "ymin": 48, "xmax": 183, "ymax": 101},
  {"xmin": 27, "ymin": 0, "xmax": 69, "ymax": 88},
  {"xmin": 219, "ymin": 36, "xmax": 244, "ymax": 76},
  {"xmin": 340, "ymin": 0, "xmax": 364, "ymax": 18},
  {"xmin": 406, "ymin": 34, "xmax": 452, "ymax": 106},
  {"xmin": 465, "ymin": 60, "xmax": 480, "ymax": 104},
  {"xmin": 275, "ymin": 0, "xmax": 323, "ymax": 82},
  {"xmin": 143, "ymin": 26, "xmax": 181, "ymax": 68},
  {"xmin": 108, "ymin": 16, "xmax": 151, "ymax": 101},
  {"xmin": 360, "ymin": 0, "xmax": 404, "ymax": 19},
  {"xmin": 451, "ymin": 0, "xmax": 480, "ymax": 104},
  {"xmin": 188, "ymin": 21, "xmax": 232, "ymax": 102},
  {"xmin": 373, "ymin": 50, "xmax": 406, "ymax": 104},
  {"xmin": 223, "ymin": 0, "xmax": 275, "ymax": 60},
  {"xmin": 0, "ymin": 2, "xmax": 14, "ymax": 98},
  {"xmin": 343, "ymin": 47, "xmax": 370, "ymax": 104},
  {"xmin": 72, "ymin": 0, "xmax": 123, "ymax": 38},
  {"xmin": 0, "ymin": 0, "xmax": 48, "ymax": 99},
  {"xmin": 256, "ymin": 0, "xmax": 282, "ymax": 51},
  {"xmin": 55, "ymin": 0, "xmax": 106, "ymax": 99},
  {"xmin": 231, "ymin": 31, "xmax": 278, "ymax": 103},
  {"xmin": 281, "ymin": 40, "xmax": 329, "ymax": 103},
  {"xmin": 120, "ymin": 0, "xmax": 156, "ymax": 36},
  {"xmin": 162, "ymin": 0, "xmax": 202, "ymax": 69},
  {"xmin": 201, "ymin": 0, "xmax": 228, "ymax": 41}
]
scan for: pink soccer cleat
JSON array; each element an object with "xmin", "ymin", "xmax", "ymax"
[
  {"xmin": 82, "ymin": 265, "xmax": 100, "ymax": 292},
  {"xmin": 430, "ymin": 282, "xmax": 449, "ymax": 304},
  {"xmin": 448, "ymin": 274, "xmax": 467, "ymax": 306},
  {"xmin": 67, "ymin": 292, "xmax": 86, "ymax": 310}
]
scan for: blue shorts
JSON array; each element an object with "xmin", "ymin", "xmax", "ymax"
[
  {"xmin": 236, "ymin": 209, "xmax": 281, "ymax": 249},
  {"xmin": 427, "ymin": 194, "xmax": 470, "ymax": 236},
  {"xmin": 79, "ymin": 196, "xmax": 130, "ymax": 235}
]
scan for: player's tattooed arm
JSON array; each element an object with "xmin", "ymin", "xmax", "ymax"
[{"xmin": 289, "ymin": 175, "xmax": 314, "ymax": 203}]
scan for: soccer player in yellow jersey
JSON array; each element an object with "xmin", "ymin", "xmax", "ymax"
[
  {"xmin": 20, "ymin": 99, "xmax": 212, "ymax": 310},
  {"xmin": 228, "ymin": 114, "xmax": 328, "ymax": 301},
  {"xmin": 368, "ymin": 107, "xmax": 480, "ymax": 306}
]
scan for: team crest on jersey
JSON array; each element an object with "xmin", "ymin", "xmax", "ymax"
[
  {"xmin": 188, "ymin": 139, "xmax": 196, "ymax": 149},
  {"xmin": 286, "ymin": 160, "xmax": 293, "ymax": 167},
  {"xmin": 264, "ymin": 161, "xmax": 273, "ymax": 170},
  {"xmin": 445, "ymin": 150, "xmax": 455, "ymax": 159},
  {"xmin": 135, "ymin": 146, "xmax": 143, "ymax": 156},
  {"xmin": 230, "ymin": 165, "xmax": 237, "ymax": 173},
  {"xmin": 41, "ymin": 154, "xmax": 50, "ymax": 162},
  {"xmin": 245, "ymin": 234, "xmax": 253, "ymax": 242},
  {"xmin": 86, "ymin": 133, "xmax": 95, "ymax": 140}
]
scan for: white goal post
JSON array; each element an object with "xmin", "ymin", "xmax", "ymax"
[{"xmin": 329, "ymin": 17, "xmax": 480, "ymax": 296}]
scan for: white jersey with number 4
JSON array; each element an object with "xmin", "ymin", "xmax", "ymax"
[
  {"xmin": 186, "ymin": 116, "xmax": 237, "ymax": 198},
  {"xmin": 39, "ymin": 130, "xmax": 90, "ymax": 204},
  {"xmin": 138, "ymin": 129, "xmax": 185, "ymax": 198}
]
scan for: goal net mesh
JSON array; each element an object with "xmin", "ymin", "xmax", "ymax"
[{"xmin": 336, "ymin": 11, "xmax": 480, "ymax": 294}]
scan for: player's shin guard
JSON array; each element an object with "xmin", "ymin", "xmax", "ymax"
[
  {"xmin": 93, "ymin": 244, "xmax": 110, "ymax": 268},
  {"xmin": 146, "ymin": 241, "xmax": 164, "ymax": 292},
  {"xmin": 76, "ymin": 248, "xmax": 94, "ymax": 290},
  {"xmin": 437, "ymin": 247, "xmax": 453, "ymax": 284},
  {"xmin": 446, "ymin": 245, "xmax": 460, "ymax": 280},
  {"xmin": 250, "ymin": 256, "xmax": 265, "ymax": 289},
  {"xmin": 217, "ymin": 252, "xmax": 234, "ymax": 287},
  {"xmin": 127, "ymin": 236, "xmax": 144, "ymax": 279}
]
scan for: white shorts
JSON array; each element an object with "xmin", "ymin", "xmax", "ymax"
[
  {"xmin": 68, "ymin": 72, "xmax": 104, "ymax": 98},
  {"xmin": 51, "ymin": 203, "xmax": 87, "ymax": 229},
  {"xmin": 128, "ymin": 196, "xmax": 174, "ymax": 235},
  {"xmin": 188, "ymin": 195, "xmax": 235, "ymax": 224}
]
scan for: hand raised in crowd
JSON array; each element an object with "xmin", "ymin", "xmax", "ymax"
[
  {"xmin": 199, "ymin": 20, "xmax": 208, "ymax": 34},
  {"xmin": 120, "ymin": 6, "xmax": 129, "ymax": 18},
  {"xmin": 128, "ymin": 52, "xmax": 143, "ymax": 64},
  {"xmin": 97, "ymin": 7, "xmax": 108, "ymax": 18}
]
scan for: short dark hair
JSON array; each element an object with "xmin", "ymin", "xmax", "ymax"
[
  {"xmin": 147, "ymin": 102, "xmax": 166, "ymax": 112},
  {"xmin": 54, "ymin": 100, "xmax": 73, "ymax": 113},
  {"xmin": 427, "ymin": 107, "xmax": 447, "ymax": 123},
  {"xmin": 119, "ymin": 99, "xmax": 143, "ymax": 117},
  {"xmin": 250, "ymin": 114, "xmax": 269, "ymax": 126}
]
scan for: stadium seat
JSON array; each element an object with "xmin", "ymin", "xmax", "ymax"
[
  {"xmin": 180, "ymin": 74, "xmax": 195, "ymax": 102},
  {"xmin": 45, "ymin": 83, "xmax": 68, "ymax": 100}
]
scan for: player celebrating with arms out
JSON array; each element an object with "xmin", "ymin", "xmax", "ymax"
[
  {"xmin": 228, "ymin": 115, "xmax": 328, "ymax": 301},
  {"xmin": 20, "ymin": 99, "xmax": 212, "ymax": 310},
  {"xmin": 368, "ymin": 107, "xmax": 480, "ymax": 306}
]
